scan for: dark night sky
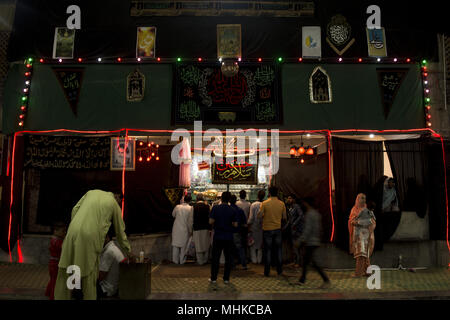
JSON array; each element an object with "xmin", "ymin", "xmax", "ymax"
[{"xmin": 7, "ymin": 0, "xmax": 449, "ymax": 61}]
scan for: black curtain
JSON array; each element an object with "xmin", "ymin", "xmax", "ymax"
[
  {"xmin": 272, "ymin": 153, "xmax": 332, "ymax": 242},
  {"xmin": 332, "ymin": 137, "xmax": 383, "ymax": 251},
  {"xmin": 385, "ymin": 138, "xmax": 428, "ymax": 218},
  {"xmin": 33, "ymin": 145, "xmax": 177, "ymax": 234},
  {"xmin": 0, "ymin": 136, "xmax": 25, "ymax": 254},
  {"xmin": 425, "ymin": 138, "xmax": 449, "ymax": 240}
]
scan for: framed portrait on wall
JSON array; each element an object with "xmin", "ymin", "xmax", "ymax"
[
  {"xmin": 217, "ymin": 24, "xmax": 241, "ymax": 59},
  {"xmin": 52, "ymin": 27, "xmax": 75, "ymax": 59},
  {"xmin": 110, "ymin": 137, "xmax": 136, "ymax": 171}
]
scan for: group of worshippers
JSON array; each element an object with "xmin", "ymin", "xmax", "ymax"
[
  {"xmin": 171, "ymin": 190, "xmax": 257, "ymax": 268},
  {"xmin": 45, "ymin": 190, "xmax": 133, "ymax": 300},
  {"xmin": 171, "ymin": 186, "xmax": 330, "ymax": 287}
]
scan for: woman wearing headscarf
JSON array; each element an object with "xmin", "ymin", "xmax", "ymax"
[{"xmin": 348, "ymin": 193, "xmax": 376, "ymax": 277}]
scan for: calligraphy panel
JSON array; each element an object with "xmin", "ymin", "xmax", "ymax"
[
  {"xmin": 52, "ymin": 68, "xmax": 84, "ymax": 116},
  {"xmin": 173, "ymin": 63, "xmax": 281, "ymax": 124},
  {"xmin": 24, "ymin": 135, "xmax": 110, "ymax": 169},
  {"xmin": 211, "ymin": 160, "xmax": 258, "ymax": 185},
  {"xmin": 376, "ymin": 68, "xmax": 409, "ymax": 119}
]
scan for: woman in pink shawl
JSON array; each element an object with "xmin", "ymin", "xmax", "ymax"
[{"xmin": 348, "ymin": 193, "xmax": 376, "ymax": 277}]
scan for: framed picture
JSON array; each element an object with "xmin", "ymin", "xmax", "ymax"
[
  {"xmin": 136, "ymin": 27, "xmax": 156, "ymax": 58},
  {"xmin": 217, "ymin": 24, "xmax": 241, "ymax": 59},
  {"xmin": 110, "ymin": 138, "xmax": 136, "ymax": 171},
  {"xmin": 52, "ymin": 27, "xmax": 75, "ymax": 59}
]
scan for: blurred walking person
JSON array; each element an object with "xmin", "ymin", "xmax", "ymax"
[
  {"xmin": 298, "ymin": 197, "xmax": 330, "ymax": 288},
  {"xmin": 286, "ymin": 195, "xmax": 304, "ymax": 267}
]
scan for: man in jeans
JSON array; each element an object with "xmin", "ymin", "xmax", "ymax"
[
  {"xmin": 209, "ymin": 191, "xmax": 238, "ymax": 284},
  {"xmin": 258, "ymin": 186, "xmax": 287, "ymax": 277},
  {"xmin": 230, "ymin": 194, "xmax": 248, "ymax": 270}
]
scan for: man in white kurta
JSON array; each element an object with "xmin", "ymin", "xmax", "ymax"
[
  {"xmin": 236, "ymin": 190, "xmax": 251, "ymax": 220},
  {"xmin": 171, "ymin": 194, "xmax": 193, "ymax": 264}
]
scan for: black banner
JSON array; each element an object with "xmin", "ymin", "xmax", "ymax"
[
  {"xmin": 211, "ymin": 160, "xmax": 258, "ymax": 185},
  {"xmin": 173, "ymin": 63, "xmax": 281, "ymax": 124},
  {"xmin": 24, "ymin": 135, "xmax": 110, "ymax": 169},
  {"xmin": 376, "ymin": 68, "xmax": 408, "ymax": 119},
  {"xmin": 53, "ymin": 68, "xmax": 84, "ymax": 116}
]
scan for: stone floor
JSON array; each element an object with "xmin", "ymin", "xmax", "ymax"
[{"xmin": 1, "ymin": 262, "xmax": 449, "ymax": 300}]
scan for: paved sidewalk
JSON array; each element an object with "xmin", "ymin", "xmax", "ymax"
[{"xmin": 1, "ymin": 262, "xmax": 449, "ymax": 300}]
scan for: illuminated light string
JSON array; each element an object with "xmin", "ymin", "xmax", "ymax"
[
  {"xmin": 422, "ymin": 59, "xmax": 432, "ymax": 128},
  {"xmin": 7, "ymin": 128, "xmax": 449, "ymax": 262},
  {"xmin": 18, "ymin": 58, "xmax": 34, "ymax": 128},
  {"xmin": 35, "ymin": 57, "xmax": 415, "ymax": 64}
]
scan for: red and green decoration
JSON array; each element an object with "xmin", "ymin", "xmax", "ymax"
[
  {"xmin": 18, "ymin": 58, "xmax": 34, "ymax": 128},
  {"xmin": 173, "ymin": 63, "xmax": 281, "ymax": 125},
  {"xmin": 421, "ymin": 60, "xmax": 432, "ymax": 128}
]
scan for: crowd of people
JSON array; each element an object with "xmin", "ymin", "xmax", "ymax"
[
  {"xmin": 170, "ymin": 186, "xmax": 331, "ymax": 287},
  {"xmin": 44, "ymin": 180, "xmax": 389, "ymax": 299}
]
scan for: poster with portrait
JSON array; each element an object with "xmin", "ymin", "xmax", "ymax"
[
  {"xmin": 366, "ymin": 28, "xmax": 387, "ymax": 57},
  {"xmin": 110, "ymin": 138, "xmax": 136, "ymax": 171},
  {"xmin": 137, "ymin": 27, "xmax": 156, "ymax": 58},
  {"xmin": 217, "ymin": 24, "xmax": 241, "ymax": 59},
  {"xmin": 52, "ymin": 27, "xmax": 75, "ymax": 59}
]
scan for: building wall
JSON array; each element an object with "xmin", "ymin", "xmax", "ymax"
[
  {"xmin": 429, "ymin": 34, "xmax": 450, "ymax": 138},
  {"xmin": 2, "ymin": 63, "xmax": 425, "ymax": 134},
  {"xmin": 0, "ymin": 1, "xmax": 16, "ymax": 131},
  {"xmin": 1, "ymin": 233, "xmax": 447, "ymax": 268}
]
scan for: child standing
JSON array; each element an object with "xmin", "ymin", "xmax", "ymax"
[{"xmin": 45, "ymin": 222, "xmax": 67, "ymax": 300}]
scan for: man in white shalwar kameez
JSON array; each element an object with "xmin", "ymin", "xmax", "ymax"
[{"xmin": 171, "ymin": 194, "xmax": 193, "ymax": 264}]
